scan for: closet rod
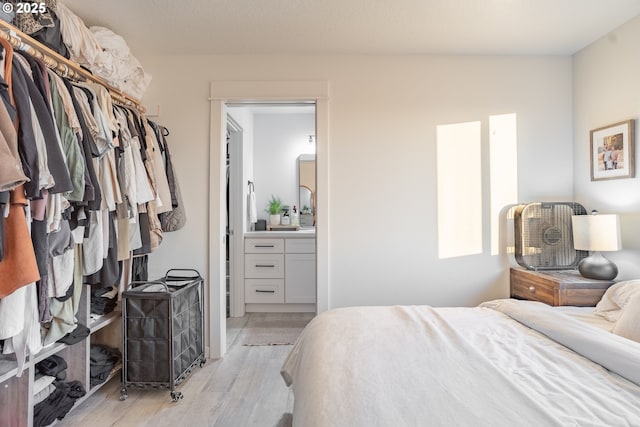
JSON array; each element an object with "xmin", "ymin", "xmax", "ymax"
[{"xmin": 0, "ymin": 19, "xmax": 145, "ymax": 113}]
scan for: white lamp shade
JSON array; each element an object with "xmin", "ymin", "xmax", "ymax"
[{"xmin": 572, "ymin": 214, "xmax": 622, "ymax": 252}]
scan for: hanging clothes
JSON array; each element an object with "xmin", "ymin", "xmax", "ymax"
[
  {"xmin": 152, "ymin": 122, "xmax": 186, "ymax": 232},
  {"xmin": 13, "ymin": 52, "xmax": 73, "ymax": 196},
  {"xmin": 0, "ymin": 17, "xmax": 182, "ymax": 378},
  {"xmin": 84, "ymin": 210, "xmax": 121, "ymax": 288},
  {"xmin": 142, "ymin": 118, "xmax": 171, "ymax": 214},
  {"xmin": 47, "ymin": 70, "xmax": 85, "ymax": 203},
  {"xmin": 64, "ymin": 81, "xmax": 101, "ymax": 211},
  {"xmin": 9, "ymin": 50, "xmax": 40, "ymax": 198}
]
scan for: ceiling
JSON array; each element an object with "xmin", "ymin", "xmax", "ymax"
[{"xmin": 59, "ymin": 0, "xmax": 640, "ymax": 56}]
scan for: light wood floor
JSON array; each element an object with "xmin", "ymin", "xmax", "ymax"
[{"xmin": 57, "ymin": 312, "xmax": 314, "ymax": 427}]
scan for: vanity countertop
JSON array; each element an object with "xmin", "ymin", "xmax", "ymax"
[{"xmin": 245, "ymin": 229, "xmax": 316, "ymax": 238}]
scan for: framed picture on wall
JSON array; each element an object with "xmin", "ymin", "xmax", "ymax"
[{"xmin": 590, "ymin": 119, "xmax": 635, "ymax": 181}]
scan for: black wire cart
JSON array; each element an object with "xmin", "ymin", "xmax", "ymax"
[{"xmin": 120, "ymin": 269, "xmax": 206, "ymax": 402}]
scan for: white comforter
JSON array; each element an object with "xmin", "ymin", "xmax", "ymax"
[{"xmin": 281, "ymin": 300, "xmax": 640, "ymax": 427}]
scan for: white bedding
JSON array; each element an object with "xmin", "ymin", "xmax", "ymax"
[
  {"xmin": 555, "ymin": 306, "xmax": 615, "ymax": 331},
  {"xmin": 281, "ymin": 300, "xmax": 640, "ymax": 427}
]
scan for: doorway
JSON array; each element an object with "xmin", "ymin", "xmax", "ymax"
[
  {"xmin": 209, "ymin": 80, "xmax": 329, "ymax": 358},
  {"xmin": 226, "ymin": 104, "xmax": 316, "ymax": 319}
]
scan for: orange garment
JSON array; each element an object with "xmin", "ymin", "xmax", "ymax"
[
  {"xmin": 0, "ymin": 185, "xmax": 40, "ymax": 298},
  {"xmin": 0, "ymin": 37, "xmax": 40, "ymax": 297}
]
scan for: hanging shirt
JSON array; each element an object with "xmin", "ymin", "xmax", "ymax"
[
  {"xmin": 82, "ymin": 209, "xmax": 103, "ymax": 276},
  {"xmin": 48, "ymin": 72, "xmax": 82, "ymax": 140},
  {"xmin": 64, "ymin": 82, "xmax": 102, "ymax": 211},
  {"xmin": 142, "ymin": 118, "xmax": 172, "ymax": 214},
  {"xmin": 0, "ymin": 94, "xmax": 28, "ymax": 191},
  {"xmin": 47, "ymin": 220, "xmax": 74, "ymax": 298},
  {"xmin": 12, "ymin": 55, "xmax": 73, "ymax": 195},
  {"xmin": 71, "ymin": 86, "xmax": 101, "ymax": 157},
  {"xmin": 47, "ymin": 70, "xmax": 85, "ymax": 202},
  {"xmin": 81, "ymin": 82, "xmax": 118, "ymax": 140},
  {"xmin": 124, "ymin": 109, "xmax": 154, "ymax": 204},
  {"xmin": 10, "ymin": 53, "xmax": 41, "ymax": 198},
  {"xmin": 29, "ymin": 100, "xmax": 55, "ymax": 192},
  {"xmin": 0, "ymin": 282, "xmax": 42, "ymax": 376},
  {"xmin": 74, "ymin": 84, "xmax": 112, "ymax": 157}
]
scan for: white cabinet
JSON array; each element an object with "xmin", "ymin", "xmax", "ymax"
[
  {"xmin": 285, "ymin": 253, "xmax": 316, "ymax": 303},
  {"xmin": 245, "ymin": 279, "xmax": 285, "ymax": 303},
  {"xmin": 245, "ymin": 238, "xmax": 285, "ymax": 253},
  {"xmin": 244, "ymin": 254, "xmax": 285, "ymax": 278},
  {"xmin": 244, "ymin": 235, "xmax": 315, "ymax": 310},
  {"xmin": 285, "ymin": 238, "xmax": 315, "ymax": 254}
]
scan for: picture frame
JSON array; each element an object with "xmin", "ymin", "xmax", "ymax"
[{"xmin": 590, "ymin": 119, "xmax": 635, "ymax": 181}]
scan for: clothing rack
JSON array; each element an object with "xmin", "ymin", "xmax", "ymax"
[{"xmin": 0, "ymin": 19, "xmax": 145, "ymax": 113}]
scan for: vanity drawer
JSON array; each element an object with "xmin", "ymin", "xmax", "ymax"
[
  {"xmin": 245, "ymin": 238, "xmax": 284, "ymax": 253},
  {"xmin": 245, "ymin": 279, "xmax": 285, "ymax": 303},
  {"xmin": 285, "ymin": 238, "xmax": 316, "ymax": 254},
  {"xmin": 245, "ymin": 254, "xmax": 285, "ymax": 278}
]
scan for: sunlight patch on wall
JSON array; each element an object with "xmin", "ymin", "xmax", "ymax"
[
  {"xmin": 437, "ymin": 121, "xmax": 482, "ymax": 259},
  {"xmin": 490, "ymin": 113, "xmax": 519, "ymax": 256}
]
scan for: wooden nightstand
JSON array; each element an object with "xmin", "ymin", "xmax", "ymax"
[{"xmin": 510, "ymin": 268, "xmax": 615, "ymax": 307}]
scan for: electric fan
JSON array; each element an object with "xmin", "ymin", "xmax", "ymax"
[{"xmin": 513, "ymin": 202, "xmax": 588, "ymax": 270}]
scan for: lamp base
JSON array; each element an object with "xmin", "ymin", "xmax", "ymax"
[{"xmin": 578, "ymin": 252, "xmax": 618, "ymax": 281}]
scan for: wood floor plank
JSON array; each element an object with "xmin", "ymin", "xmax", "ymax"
[{"xmin": 56, "ymin": 313, "xmax": 311, "ymax": 427}]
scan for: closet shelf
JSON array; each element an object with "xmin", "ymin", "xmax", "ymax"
[
  {"xmin": 90, "ymin": 310, "xmax": 121, "ymax": 334},
  {"xmin": 0, "ymin": 19, "xmax": 146, "ymax": 113},
  {"xmin": 33, "ymin": 342, "xmax": 68, "ymax": 365},
  {"xmin": 87, "ymin": 363, "xmax": 122, "ymax": 395},
  {"xmin": 27, "ymin": 310, "xmax": 121, "ymax": 367}
]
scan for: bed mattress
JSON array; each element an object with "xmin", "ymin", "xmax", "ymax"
[{"xmin": 281, "ymin": 300, "xmax": 640, "ymax": 427}]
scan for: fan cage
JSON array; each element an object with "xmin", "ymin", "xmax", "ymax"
[{"xmin": 514, "ymin": 202, "xmax": 588, "ymax": 270}]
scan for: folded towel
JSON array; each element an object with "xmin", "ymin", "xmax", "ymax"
[{"xmin": 249, "ymin": 191, "xmax": 257, "ymax": 223}]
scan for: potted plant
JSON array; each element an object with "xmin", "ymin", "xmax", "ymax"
[{"xmin": 267, "ymin": 195, "xmax": 282, "ymax": 226}]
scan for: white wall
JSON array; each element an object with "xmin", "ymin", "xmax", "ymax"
[
  {"xmin": 140, "ymin": 54, "xmax": 574, "ymax": 308},
  {"xmin": 253, "ymin": 113, "xmax": 316, "ymax": 221},
  {"xmin": 573, "ymin": 15, "xmax": 640, "ymax": 280}
]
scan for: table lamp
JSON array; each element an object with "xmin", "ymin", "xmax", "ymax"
[{"xmin": 571, "ymin": 211, "xmax": 621, "ymax": 280}]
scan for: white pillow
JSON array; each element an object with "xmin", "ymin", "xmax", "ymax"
[
  {"xmin": 594, "ymin": 280, "xmax": 640, "ymax": 322},
  {"xmin": 613, "ymin": 293, "xmax": 640, "ymax": 343}
]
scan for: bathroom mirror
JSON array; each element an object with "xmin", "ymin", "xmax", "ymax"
[{"xmin": 298, "ymin": 154, "xmax": 316, "ymax": 226}]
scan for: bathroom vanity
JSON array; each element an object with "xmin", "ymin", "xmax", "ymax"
[{"xmin": 244, "ymin": 229, "xmax": 316, "ymax": 313}]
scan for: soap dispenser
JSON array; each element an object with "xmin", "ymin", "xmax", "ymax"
[
  {"xmin": 291, "ymin": 205, "xmax": 299, "ymax": 226},
  {"xmin": 281, "ymin": 206, "xmax": 291, "ymax": 225}
]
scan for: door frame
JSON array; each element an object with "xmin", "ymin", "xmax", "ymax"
[{"xmin": 208, "ymin": 81, "xmax": 329, "ymax": 358}]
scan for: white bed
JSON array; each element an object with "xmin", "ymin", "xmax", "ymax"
[{"xmin": 281, "ymin": 282, "xmax": 640, "ymax": 427}]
